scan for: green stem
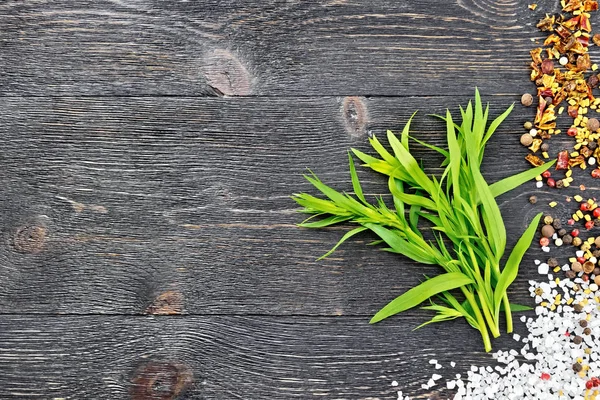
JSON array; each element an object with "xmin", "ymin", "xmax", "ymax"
[
  {"xmin": 476, "ymin": 288, "xmax": 500, "ymax": 338},
  {"xmin": 502, "ymin": 294, "xmax": 513, "ymax": 333},
  {"xmin": 462, "ymin": 287, "xmax": 492, "ymax": 352},
  {"xmin": 465, "ymin": 247, "xmax": 500, "ymax": 339}
]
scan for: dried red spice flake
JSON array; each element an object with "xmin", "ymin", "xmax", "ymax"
[
  {"xmin": 526, "ymin": 154, "xmax": 546, "ymax": 167},
  {"xmin": 570, "ymin": 154, "xmax": 586, "ymax": 167},
  {"xmin": 526, "ymin": 0, "xmax": 600, "ymax": 186},
  {"xmin": 576, "ymin": 53, "xmax": 592, "ymax": 71},
  {"xmin": 557, "ymin": 150, "xmax": 570, "ymax": 170},
  {"xmin": 581, "ymin": 14, "xmax": 592, "ymax": 32},
  {"xmin": 537, "ymin": 14, "xmax": 556, "ymax": 31}
]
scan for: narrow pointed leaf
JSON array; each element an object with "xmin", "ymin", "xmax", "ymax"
[
  {"xmin": 318, "ymin": 226, "xmax": 368, "ymax": 260},
  {"xmin": 348, "ymin": 152, "xmax": 367, "ymax": 205},
  {"xmin": 494, "ymin": 212, "xmax": 542, "ymax": 312},
  {"xmin": 370, "ymin": 272, "xmax": 474, "ymax": 323},
  {"xmin": 489, "ymin": 160, "xmax": 556, "ymax": 198}
]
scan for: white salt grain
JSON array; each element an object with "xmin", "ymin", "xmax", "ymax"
[{"xmin": 405, "ymin": 258, "xmax": 600, "ymax": 399}]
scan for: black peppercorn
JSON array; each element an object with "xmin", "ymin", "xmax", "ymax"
[
  {"xmin": 548, "ymin": 257, "xmax": 559, "ymax": 267},
  {"xmin": 556, "ymin": 179, "xmax": 565, "ymax": 188},
  {"xmin": 558, "ymin": 228, "xmax": 567, "ymax": 237},
  {"xmin": 574, "ymin": 335, "xmax": 583, "ymax": 344},
  {"xmin": 574, "ymin": 362, "xmax": 583, "ymax": 372},
  {"xmin": 552, "ymin": 219, "xmax": 562, "ymax": 230},
  {"xmin": 584, "ymin": 327, "xmax": 592, "ymax": 335},
  {"xmin": 580, "ymin": 320, "xmax": 588, "ymax": 328},
  {"xmin": 589, "ymin": 141, "xmax": 598, "ymax": 150},
  {"xmin": 566, "ymin": 270, "xmax": 577, "ymax": 279},
  {"xmin": 574, "ymin": 303, "xmax": 584, "ymax": 312},
  {"xmin": 563, "ymin": 235, "xmax": 574, "ymax": 245}
]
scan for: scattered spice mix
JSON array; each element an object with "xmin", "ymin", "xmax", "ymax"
[{"xmin": 525, "ymin": 0, "xmax": 600, "ymax": 186}]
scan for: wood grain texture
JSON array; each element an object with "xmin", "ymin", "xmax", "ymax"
[
  {"xmin": 0, "ymin": 0, "xmax": 585, "ymax": 398},
  {"xmin": 0, "ymin": 314, "xmax": 534, "ymax": 399},
  {"xmin": 0, "ymin": 0, "xmax": 556, "ymax": 96},
  {"xmin": 0, "ymin": 94, "xmax": 580, "ymax": 316}
]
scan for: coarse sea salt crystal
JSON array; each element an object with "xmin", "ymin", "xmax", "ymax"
[{"xmin": 538, "ymin": 263, "xmax": 549, "ymax": 274}]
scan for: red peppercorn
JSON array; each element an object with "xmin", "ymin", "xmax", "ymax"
[
  {"xmin": 572, "ymin": 229, "xmax": 581, "ymax": 237},
  {"xmin": 547, "ymin": 178, "xmax": 556, "ymax": 188},
  {"xmin": 587, "ymin": 380, "xmax": 594, "ymax": 389},
  {"xmin": 578, "ymin": 256, "xmax": 587, "ymax": 264},
  {"xmin": 569, "ymin": 219, "xmax": 576, "ymax": 225},
  {"xmin": 594, "ymin": 208, "xmax": 600, "ymax": 218},
  {"xmin": 542, "ymin": 171, "xmax": 552, "ymax": 178},
  {"xmin": 568, "ymin": 127, "xmax": 578, "ymax": 136},
  {"xmin": 541, "ymin": 372, "xmax": 550, "ymax": 380},
  {"xmin": 594, "ymin": 377, "xmax": 600, "ymax": 387},
  {"xmin": 592, "ymin": 169, "xmax": 600, "ymax": 178},
  {"xmin": 586, "ymin": 220, "xmax": 595, "ymax": 230},
  {"xmin": 581, "ymin": 203, "xmax": 590, "ymax": 211},
  {"xmin": 540, "ymin": 237, "xmax": 550, "ymax": 246},
  {"xmin": 583, "ymin": 274, "xmax": 590, "ymax": 282}
]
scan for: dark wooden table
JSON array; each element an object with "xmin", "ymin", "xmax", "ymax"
[{"xmin": 0, "ymin": 1, "xmax": 586, "ymax": 398}]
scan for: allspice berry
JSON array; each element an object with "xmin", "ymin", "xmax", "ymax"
[
  {"xmin": 529, "ymin": 195, "xmax": 538, "ymax": 204},
  {"xmin": 541, "ymin": 225, "xmax": 555, "ymax": 238},
  {"xmin": 584, "ymin": 327, "xmax": 592, "ymax": 335},
  {"xmin": 520, "ymin": 133, "xmax": 534, "ymax": 146},
  {"xmin": 595, "ymin": 236, "xmax": 600, "ymax": 247},
  {"xmin": 594, "ymin": 275, "xmax": 600, "ymax": 285},
  {"xmin": 521, "ymin": 93, "xmax": 534, "ymax": 107},
  {"xmin": 572, "ymin": 261, "xmax": 583, "ymax": 273},
  {"xmin": 580, "ymin": 320, "xmax": 589, "ymax": 328},
  {"xmin": 588, "ymin": 118, "xmax": 600, "ymax": 132},
  {"xmin": 574, "ymin": 336, "xmax": 583, "ymax": 345}
]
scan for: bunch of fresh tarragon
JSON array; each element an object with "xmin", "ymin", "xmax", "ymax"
[{"xmin": 292, "ymin": 90, "xmax": 554, "ymax": 351}]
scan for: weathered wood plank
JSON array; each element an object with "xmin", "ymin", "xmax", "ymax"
[
  {"xmin": 0, "ymin": 95, "xmax": 584, "ymax": 315},
  {"xmin": 0, "ymin": 0, "xmax": 554, "ymax": 96},
  {"xmin": 0, "ymin": 314, "xmax": 534, "ymax": 399}
]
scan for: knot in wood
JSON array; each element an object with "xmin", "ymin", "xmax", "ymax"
[
  {"xmin": 341, "ymin": 96, "xmax": 368, "ymax": 137},
  {"xmin": 131, "ymin": 362, "xmax": 193, "ymax": 400},
  {"xmin": 12, "ymin": 224, "xmax": 47, "ymax": 253},
  {"xmin": 202, "ymin": 49, "xmax": 252, "ymax": 96},
  {"xmin": 145, "ymin": 291, "xmax": 183, "ymax": 315}
]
